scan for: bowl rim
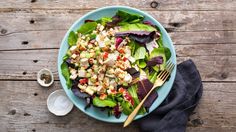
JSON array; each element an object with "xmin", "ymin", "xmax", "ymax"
[{"xmin": 58, "ymin": 5, "xmax": 176, "ymax": 123}]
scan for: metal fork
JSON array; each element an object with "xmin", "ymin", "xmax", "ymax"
[{"xmin": 123, "ymin": 61, "xmax": 175, "ymax": 127}]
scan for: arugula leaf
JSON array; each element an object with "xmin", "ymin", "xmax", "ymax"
[
  {"xmin": 134, "ymin": 47, "xmax": 146, "ymax": 60},
  {"xmin": 63, "ymin": 54, "xmax": 69, "ymax": 61},
  {"xmin": 148, "ymin": 72, "xmax": 158, "ymax": 83},
  {"xmin": 77, "ymin": 22, "xmax": 97, "ymax": 35},
  {"xmin": 128, "ymin": 85, "xmax": 146, "ymax": 114},
  {"xmin": 128, "ymin": 40, "xmax": 141, "ymax": 57},
  {"xmin": 92, "ymin": 97, "xmax": 117, "ymax": 107},
  {"xmin": 119, "ymin": 23, "xmax": 156, "ymax": 32},
  {"xmin": 116, "ymin": 10, "xmax": 144, "ymax": 23},
  {"xmin": 61, "ymin": 62, "xmax": 72, "ymax": 88},
  {"xmin": 121, "ymin": 100, "xmax": 133, "ymax": 115},
  {"xmin": 68, "ymin": 31, "xmax": 78, "ymax": 47},
  {"xmin": 96, "ymin": 17, "xmax": 112, "ymax": 25}
]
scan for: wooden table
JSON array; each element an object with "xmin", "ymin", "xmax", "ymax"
[{"xmin": 0, "ymin": 0, "xmax": 236, "ymax": 132}]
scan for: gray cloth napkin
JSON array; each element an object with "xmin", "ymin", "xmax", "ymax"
[{"xmin": 136, "ymin": 59, "xmax": 203, "ymax": 132}]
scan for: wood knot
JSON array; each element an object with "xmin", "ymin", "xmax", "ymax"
[
  {"xmin": 1, "ymin": 28, "xmax": 7, "ymax": 34},
  {"xmin": 22, "ymin": 71, "xmax": 27, "ymax": 75},
  {"xmin": 29, "ymin": 19, "xmax": 35, "ymax": 24},
  {"xmin": 31, "ymin": 0, "xmax": 37, "ymax": 3},
  {"xmin": 32, "ymin": 129, "xmax": 36, "ymax": 132},
  {"xmin": 34, "ymin": 93, "xmax": 38, "ymax": 96},
  {"xmin": 169, "ymin": 22, "xmax": 185, "ymax": 27},
  {"xmin": 150, "ymin": 1, "xmax": 159, "ymax": 8},
  {"xmin": 22, "ymin": 41, "xmax": 29, "ymax": 45},
  {"xmin": 24, "ymin": 112, "xmax": 31, "ymax": 116},
  {"xmin": 165, "ymin": 27, "xmax": 175, "ymax": 33},
  {"xmin": 33, "ymin": 60, "xmax": 38, "ymax": 63},
  {"xmin": 8, "ymin": 109, "xmax": 16, "ymax": 115},
  {"xmin": 221, "ymin": 72, "xmax": 228, "ymax": 79},
  {"xmin": 191, "ymin": 119, "xmax": 203, "ymax": 127}
]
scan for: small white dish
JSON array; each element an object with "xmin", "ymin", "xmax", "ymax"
[
  {"xmin": 37, "ymin": 68, "xmax": 54, "ymax": 87},
  {"xmin": 47, "ymin": 89, "xmax": 74, "ymax": 116}
]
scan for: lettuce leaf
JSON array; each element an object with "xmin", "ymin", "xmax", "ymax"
[
  {"xmin": 121, "ymin": 100, "xmax": 133, "ymax": 115},
  {"xmin": 128, "ymin": 85, "xmax": 146, "ymax": 114},
  {"xmin": 61, "ymin": 62, "xmax": 72, "ymax": 88},
  {"xmin": 134, "ymin": 47, "xmax": 146, "ymax": 60},
  {"xmin": 119, "ymin": 23, "xmax": 157, "ymax": 32},
  {"xmin": 77, "ymin": 22, "xmax": 97, "ymax": 35},
  {"xmin": 96, "ymin": 17, "xmax": 112, "ymax": 26},
  {"xmin": 116, "ymin": 10, "xmax": 144, "ymax": 23},
  {"xmin": 92, "ymin": 97, "xmax": 117, "ymax": 108},
  {"xmin": 68, "ymin": 31, "xmax": 78, "ymax": 47}
]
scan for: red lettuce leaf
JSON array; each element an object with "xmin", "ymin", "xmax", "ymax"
[
  {"xmin": 137, "ymin": 79, "xmax": 158, "ymax": 108},
  {"xmin": 115, "ymin": 31, "xmax": 157, "ymax": 44},
  {"xmin": 126, "ymin": 68, "xmax": 140, "ymax": 79},
  {"xmin": 147, "ymin": 56, "xmax": 163, "ymax": 66},
  {"xmin": 106, "ymin": 15, "xmax": 122, "ymax": 28}
]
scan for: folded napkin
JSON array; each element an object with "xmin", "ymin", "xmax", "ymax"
[{"xmin": 136, "ymin": 59, "xmax": 203, "ymax": 132}]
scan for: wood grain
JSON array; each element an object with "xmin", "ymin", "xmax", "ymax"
[
  {"xmin": 0, "ymin": 0, "xmax": 236, "ymax": 11},
  {"xmin": 0, "ymin": 81, "xmax": 235, "ymax": 132},
  {"xmin": 0, "ymin": 0, "xmax": 236, "ymax": 131},
  {"xmin": 0, "ymin": 49, "xmax": 235, "ymax": 82},
  {"xmin": 0, "ymin": 10, "xmax": 235, "ymax": 33},
  {"xmin": 1, "ymin": 30, "xmax": 236, "ymax": 51}
]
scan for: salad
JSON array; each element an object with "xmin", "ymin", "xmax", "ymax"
[{"xmin": 61, "ymin": 10, "xmax": 171, "ymax": 118}]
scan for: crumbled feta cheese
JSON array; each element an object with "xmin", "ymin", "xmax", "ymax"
[
  {"xmin": 70, "ymin": 73, "xmax": 77, "ymax": 80},
  {"xmin": 71, "ymin": 54, "xmax": 77, "ymax": 59},
  {"xmin": 80, "ymin": 58, "xmax": 89, "ymax": 67},
  {"xmin": 78, "ymin": 84, "xmax": 86, "ymax": 90},
  {"xmin": 124, "ymin": 74, "xmax": 132, "ymax": 83},
  {"xmin": 128, "ymin": 56, "xmax": 135, "ymax": 63},
  {"xmin": 78, "ymin": 69, "xmax": 86, "ymax": 77},
  {"xmin": 70, "ymin": 45, "xmax": 77, "ymax": 52},
  {"xmin": 99, "ymin": 25, "xmax": 104, "ymax": 31},
  {"xmin": 85, "ymin": 87, "xmax": 94, "ymax": 95}
]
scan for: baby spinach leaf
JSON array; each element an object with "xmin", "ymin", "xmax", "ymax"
[
  {"xmin": 134, "ymin": 47, "xmax": 146, "ymax": 60},
  {"xmin": 119, "ymin": 23, "xmax": 156, "ymax": 32},
  {"xmin": 77, "ymin": 22, "xmax": 97, "ymax": 35},
  {"xmin": 96, "ymin": 17, "xmax": 112, "ymax": 26},
  {"xmin": 61, "ymin": 62, "xmax": 72, "ymax": 88},
  {"xmin": 68, "ymin": 31, "xmax": 78, "ymax": 47},
  {"xmin": 116, "ymin": 10, "xmax": 144, "ymax": 23},
  {"xmin": 92, "ymin": 97, "xmax": 117, "ymax": 108}
]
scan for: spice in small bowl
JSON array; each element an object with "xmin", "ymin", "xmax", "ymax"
[{"xmin": 37, "ymin": 68, "xmax": 54, "ymax": 87}]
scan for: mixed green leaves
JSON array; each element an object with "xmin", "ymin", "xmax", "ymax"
[
  {"xmin": 116, "ymin": 10, "xmax": 144, "ymax": 24},
  {"xmin": 128, "ymin": 85, "xmax": 146, "ymax": 114},
  {"xmin": 119, "ymin": 23, "xmax": 156, "ymax": 32},
  {"xmin": 92, "ymin": 97, "xmax": 117, "ymax": 107},
  {"xmin": 134, "ymin": 47, "xmax": 146, "ymax": 60},
  {"xmin": 96, "ymin": 17, "xmax": 112, "ymax": 26},
  {"xmin": 77, "ymin": 22, "xmax": 97, "ymax": 35},
  {"xmin": 68, "ymin": 31, "xmax": 78, "ymax": 47},
  {"xmin": 61, "ymin": 61, "xmax": 72, "ymax": 88}
]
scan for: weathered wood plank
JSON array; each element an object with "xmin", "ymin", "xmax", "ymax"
[
  {"xmin": 0, "ymin": 10, "xmax": 235, "ymax": 35},
  {"xmin": 0, "ymin": 81, "xmax": 235, "ymax": 131},
  {"xmin": 0, "ymin": 0, "xmax": 236, "ymax": 11},
  {"xmin": 1, "ymin": 30, "xmax": 236, "ymax": 50},
  {"xmin": 0, "ymin": 49, "xmax": 235, "ymax": 81}
]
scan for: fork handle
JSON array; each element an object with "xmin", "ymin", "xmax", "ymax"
[{"xmin": 123, "ymin": 86, "xmax": 156, "ymax": 127}]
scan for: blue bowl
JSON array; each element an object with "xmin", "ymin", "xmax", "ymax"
[{"xmin": 58, "ymin": 6, "xmax": 176, "ymax": 123}]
